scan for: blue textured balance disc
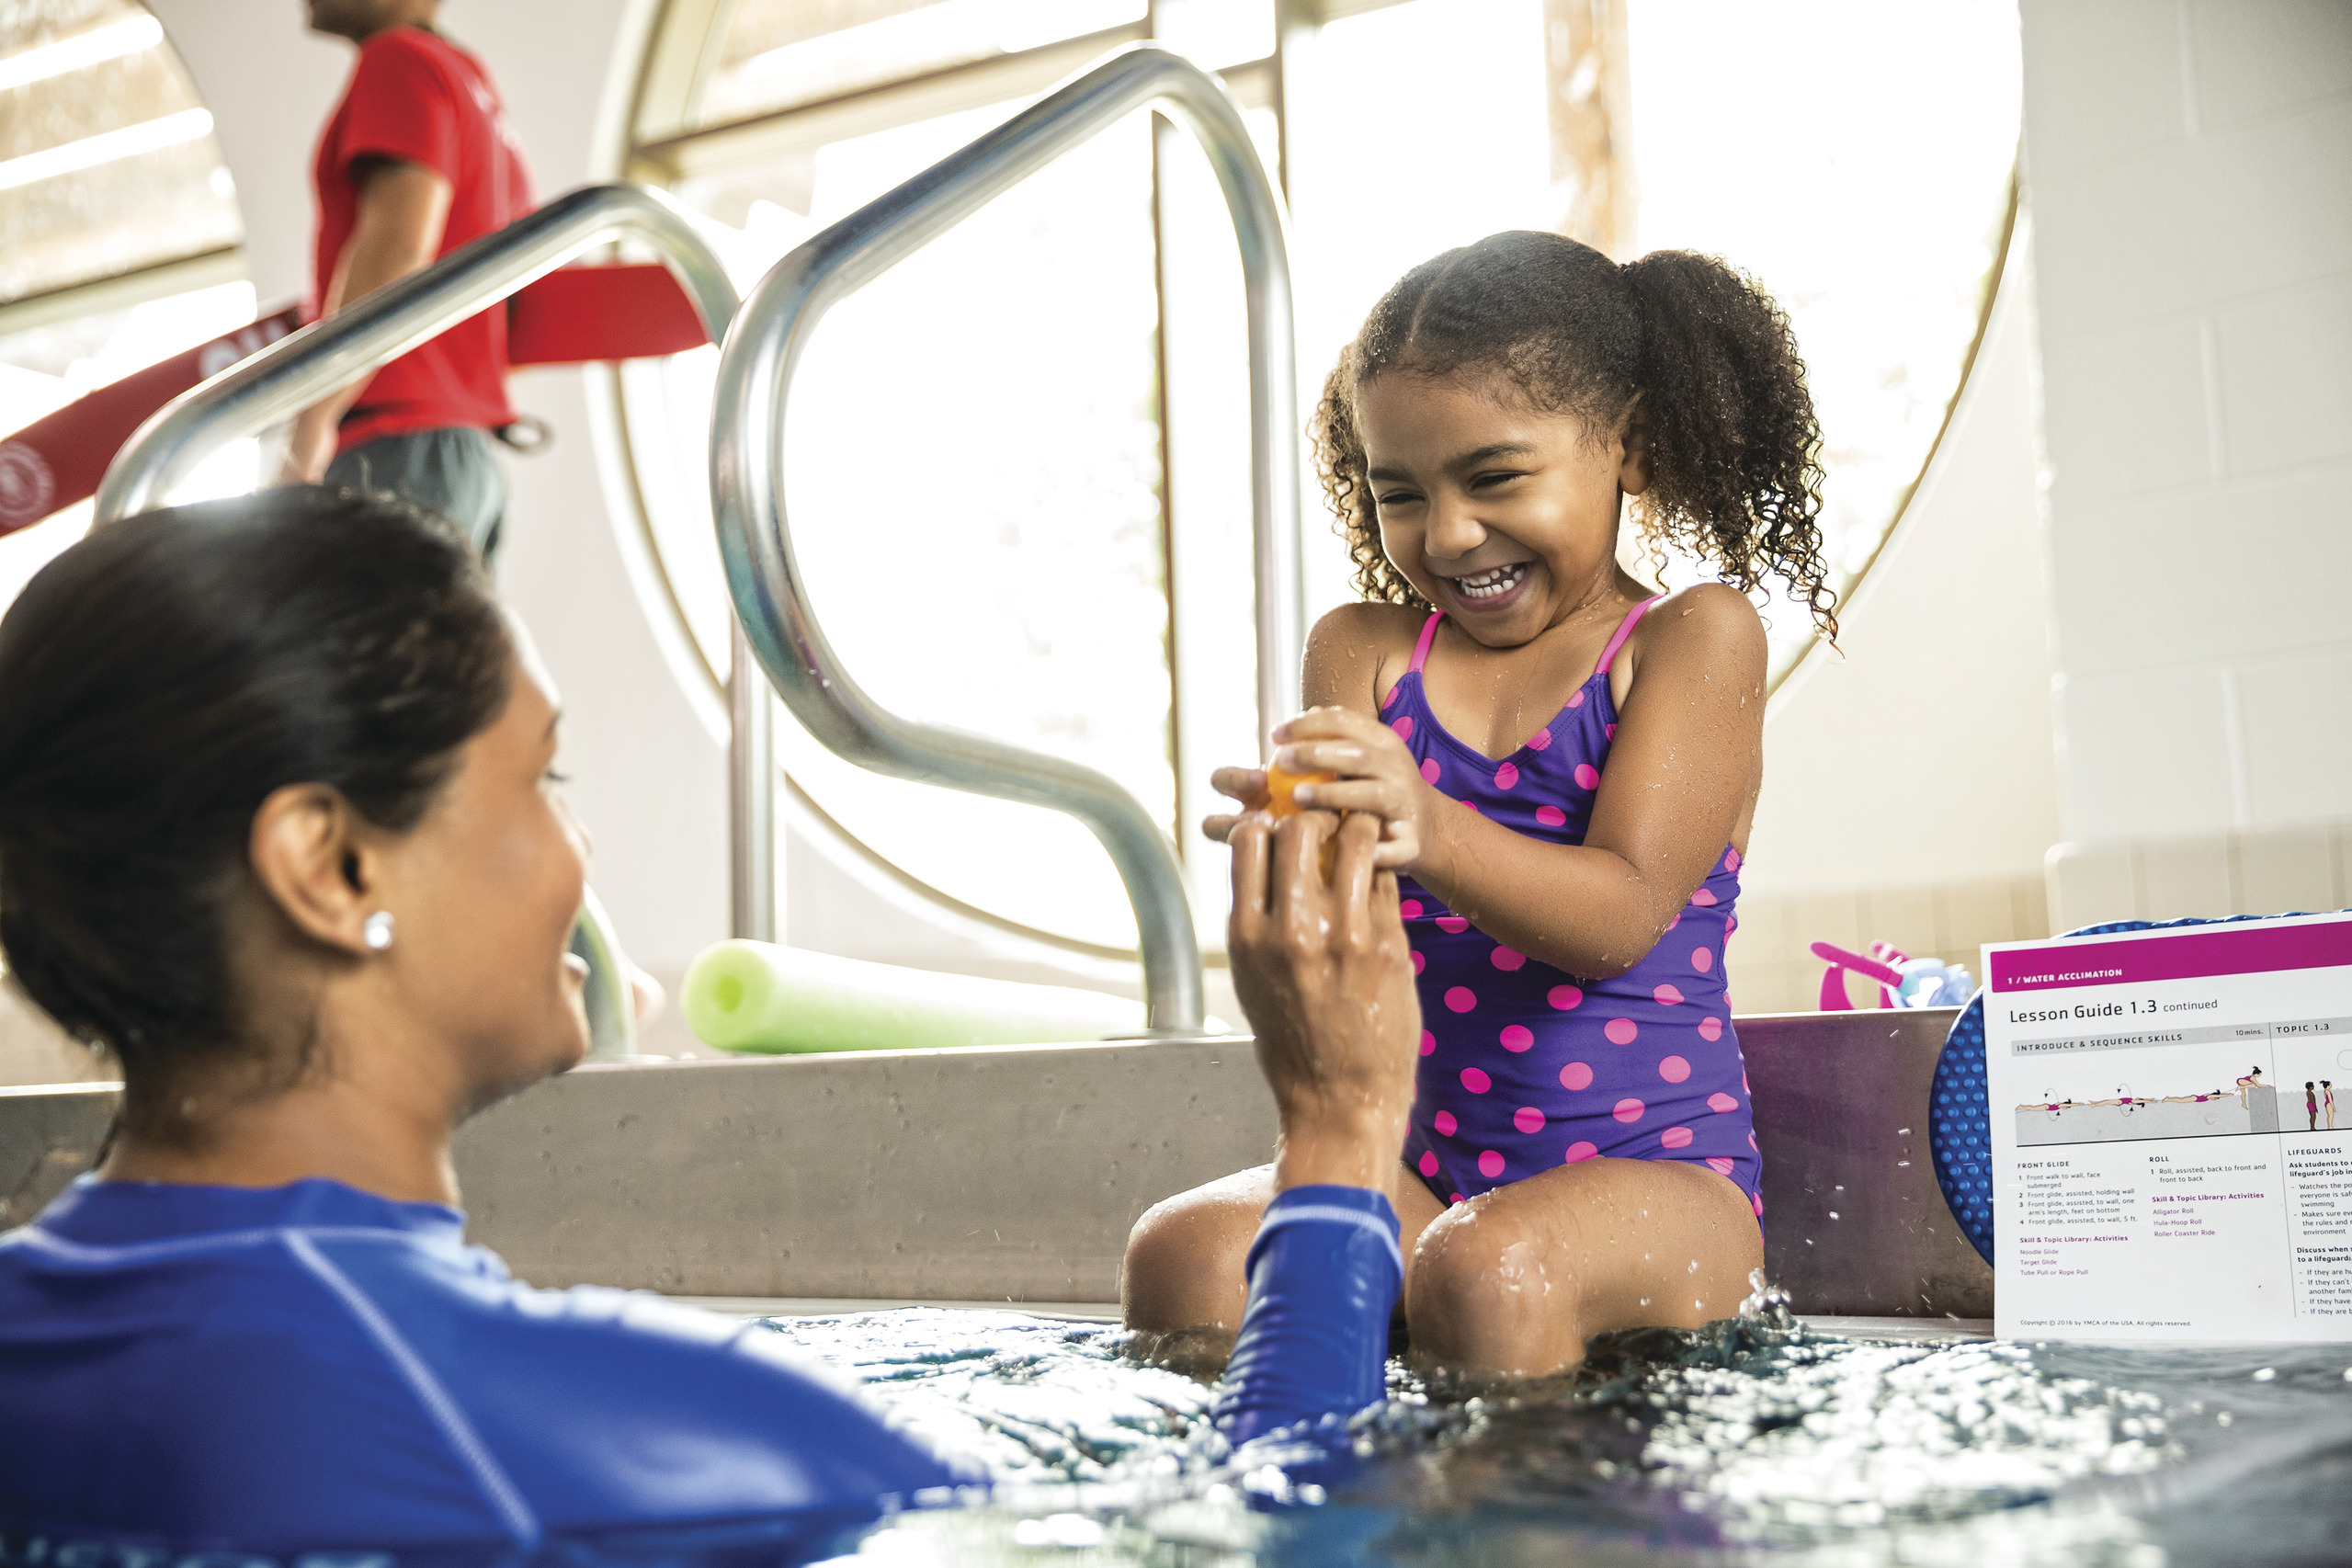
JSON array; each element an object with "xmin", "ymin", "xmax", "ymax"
[{"xmin": 1929, "ymin": 911, "xmax": 2334, "ymax": 1263}]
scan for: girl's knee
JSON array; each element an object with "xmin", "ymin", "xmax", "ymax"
[
  {"xmin": 1119, "ymin": 1166, "xmax": 1272, "ymax": 1334},
  {"xmin": 1406, "ymin": 1202, "xmax": 1578, "ymax": 1362}
]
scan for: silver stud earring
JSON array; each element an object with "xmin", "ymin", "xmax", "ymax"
[{"xmin": 362, "ymin": 911, "xmax": 395, "ymax": 951}]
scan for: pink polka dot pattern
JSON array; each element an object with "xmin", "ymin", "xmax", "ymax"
[
  {"xmin": 1365, "ymin": 612, "xmax": 1756, "ymax": 1212},
  {"xmin": 1752, "ymin": 1192, "xmax": 1765, "ymax": 1217}
]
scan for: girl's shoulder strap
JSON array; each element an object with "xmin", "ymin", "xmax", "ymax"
[
  {"xmin": 1407, "ymin": 611, "xmax": 1445, "ymax": 675},
  {"xmin": 1593, "ymin": 596, "xmax": 1664, "ymax": 676}
]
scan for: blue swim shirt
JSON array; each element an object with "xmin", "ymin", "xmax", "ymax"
[{"xmin": 0, "ymin": 1175, "xmax": 1401, "ymax": 1561}]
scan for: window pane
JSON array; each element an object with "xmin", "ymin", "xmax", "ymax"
[
  {"xmin": 1625, "ymin": 0, "xmax": 2020, "ymax": 669},
  {"xmin": 1288, "ymin": 0, "xmax": 2018, "ymax": 678},
  {"xmin": 701, "ymin": 0, "xmax": 1146, "ymax": 127},
  {"xmin": 0, "ymin": 0, "xmax": 242, "ymax": 303},
  {"xmin": 639, "ymin": 102, "xmax": 1168, "ymax": 949},
  {"xmin": 0, "ymin": 278, "xmax": 258, "ymax": 605}
]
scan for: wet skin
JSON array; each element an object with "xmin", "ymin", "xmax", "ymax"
[{"xmin": 1125, "ymin": 374, "xmax": 1767, "ymax": 1377}]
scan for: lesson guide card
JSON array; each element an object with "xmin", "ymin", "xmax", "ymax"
[{"xmin": 1985, "ymin": 912, "xmax": 2352, "ymax": 1342}]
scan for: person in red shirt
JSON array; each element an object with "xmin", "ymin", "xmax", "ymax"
[{"xmin": 279, "ymin": 0, "xmax": 531, "ymax": 562}]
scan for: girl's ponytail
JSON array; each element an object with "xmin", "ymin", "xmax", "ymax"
[{"xmin": 1618, "ymin": 252, "xmax": 1834, "ymax": 641}]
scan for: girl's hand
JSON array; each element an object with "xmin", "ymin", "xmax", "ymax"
[
  {"xmin": 1273, "ymin": 706, "xmax": 1429, "ymax": 871},
  {"xmin": 1199, "ymin": 706, "xmax": 1430, "ymax": 871}
]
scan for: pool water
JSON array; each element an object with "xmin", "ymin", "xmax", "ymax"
[{"xmin": 769, "ymin": 1290, "xmax": 2352, "ymax": 1568}]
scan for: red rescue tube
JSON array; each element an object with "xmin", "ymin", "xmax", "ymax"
[{"xmin": 0, "ymin": 265, "xmax": 712, "ymax": 537}]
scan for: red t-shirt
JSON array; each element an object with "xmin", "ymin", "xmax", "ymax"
[{"xmin": 312, "ymin": 26, "xmax": 532, "ymax": 452}]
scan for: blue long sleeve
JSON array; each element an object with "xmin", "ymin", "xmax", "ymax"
[{"xmin": 1212, "ymin": 1185, "xmax": 1403, "ymax": 1446}]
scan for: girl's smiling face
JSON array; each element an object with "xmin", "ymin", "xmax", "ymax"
[{"xmin": 1358, "ymin": 372, "xmax": 1650, "ymax": 646}]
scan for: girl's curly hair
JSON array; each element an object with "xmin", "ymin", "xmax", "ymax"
[{"xmin": 1311, "ymin": 231, "xmax": 1837, "ymax": 642}]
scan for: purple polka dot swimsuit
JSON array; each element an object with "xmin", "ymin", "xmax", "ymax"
[{"xmin": 1387, "ymin": 603, "xmax": 1763, "ymax": 1217}]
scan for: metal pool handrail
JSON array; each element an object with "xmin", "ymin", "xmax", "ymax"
[
  {"xmin": 91, "ymin": 182, "xmax": 766, "ymax": 1054},
  {"xmin": 710, "ymin": 44, "xmax": 1303, "ymax": 1038}
]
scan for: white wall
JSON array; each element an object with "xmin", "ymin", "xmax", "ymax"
[{"xmin": 2024, "ymin": 0, "xmax": 2352, "ymax": 844}]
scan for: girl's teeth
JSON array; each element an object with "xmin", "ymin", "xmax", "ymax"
[{"xmin": 1456, "ymin": 563, "xmax": 1526, "ymax": 600}]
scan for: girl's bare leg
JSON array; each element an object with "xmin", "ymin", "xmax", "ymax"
[
  {"xmin": 1120, "ymin": 1163, "xmax": 1447, "ymax": 1358},
  {"xmin": 1404, "ymin": 1156, "xmax": 1763, "ymax": 1378}
]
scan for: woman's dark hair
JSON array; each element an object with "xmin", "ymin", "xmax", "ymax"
[
  {"xmin": 1312, "ymin": 230, "xmax": 1836, "ymax": 641},
  {"xmin": 0, "ymin": 487, "xmax": 511, "ymax": 1122}
]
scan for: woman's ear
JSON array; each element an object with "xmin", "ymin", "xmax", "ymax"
[
  {"xmin": 1618, "ymin": 394, "xmax": 1654, "ymax": 497},
  {"xmin": 247, "ymin": 783, "xmax": 381, "ymax": 956}
]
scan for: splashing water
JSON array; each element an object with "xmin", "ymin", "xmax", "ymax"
[{"xmin": 780, "ymin": 1290, "xmax": 2352, "ymax": 1568}]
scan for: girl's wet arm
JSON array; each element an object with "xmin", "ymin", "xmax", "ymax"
[{"xmin": 1410, "ymin": 586, "xmax": 1765, "ymax": 977}]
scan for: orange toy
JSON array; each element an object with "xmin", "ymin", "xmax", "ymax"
[
  {"xmin": 1259, "ymin": 764, "xmax": 1336, "ymax": 817},
  {"xmin": 1249, "ymin": 765, "xmax": 1341, "ymax": 878}
]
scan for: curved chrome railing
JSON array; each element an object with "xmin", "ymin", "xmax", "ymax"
[
  {"xmin": 711, "ymin": 45, "xmax": 1304, "ymax": 1037},
  {"xmin": 93, "ymin": 181, "xmax": 755, "ymax": 1059}
]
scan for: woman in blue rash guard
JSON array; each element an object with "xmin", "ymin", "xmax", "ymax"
[{"xmin": 0, "ymin": 489, "xmax": 1417, "ymax": 1562}]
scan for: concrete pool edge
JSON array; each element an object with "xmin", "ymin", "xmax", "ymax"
[{"xmin": 0, "ymin": 1009, "xmax": 1989, "ymax": 1316}]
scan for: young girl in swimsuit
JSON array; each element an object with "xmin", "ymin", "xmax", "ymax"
[{"xmin": 1122, "ymin": 231, "xmax": 1835, "ymax": 1378}]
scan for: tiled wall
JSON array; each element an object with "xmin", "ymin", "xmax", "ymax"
[
  {"xmin": 1726, "ymin": 874, "xmax": 2050, "ymax": 1017},
  {"xmin": 2025, "ymin": 0, "xmax": 2352, "ymax": 843},
  {"xmin": 2047, "ymin": 816, "xmax": 2352, "ymax": 932}
]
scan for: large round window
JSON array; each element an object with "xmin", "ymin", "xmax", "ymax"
[{"xmin": 619, "ymin": 0, "xmax": 2019, "ymax": 953}]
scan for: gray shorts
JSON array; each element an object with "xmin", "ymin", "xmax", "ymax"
[{"xmin": 324, "ymin": 425, "xmax": 507, "ymax": 564}]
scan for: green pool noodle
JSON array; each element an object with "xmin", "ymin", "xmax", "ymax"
[{"xmin": 683, "ymin": 939, "xmax": 1145, "ymax": 1054}]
